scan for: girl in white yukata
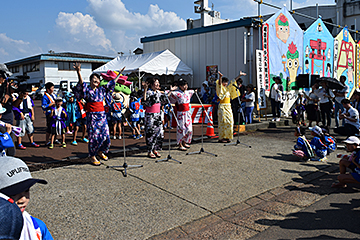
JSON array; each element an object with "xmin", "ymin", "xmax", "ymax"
[{"xmin": 168, "ymin": 79, "xmax": 194, "ymax": 151}]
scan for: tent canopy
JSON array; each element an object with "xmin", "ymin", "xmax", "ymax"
[{"xmin": 93, "ymin": 49, "xmax": 193, "ymax": 76}]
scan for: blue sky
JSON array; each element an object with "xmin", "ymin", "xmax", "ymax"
[{"xmin": 1, "ymin": 0, "xmax": 334, "ymax": 63}]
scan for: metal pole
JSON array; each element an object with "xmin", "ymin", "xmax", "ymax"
[
  {"xmin": 250, "ymin": 28, "xmax": 254, "ymax": 85},
  {"xmin": 316, "ymin": 3, "xmax": 318, "ymax": 19},
  {"xmin": 290, "ymin": 0, "xmax": 292, "ymax": 11},
  {"xmin": 355, "ymin": 18, "xmax": 357, "ymax": 41},
  {"xmin": 258, "ymin": 3, "xmax": 261, "ymax": 50},
  {"xmin": 244, "ymin": 32, "xmax": 247, "ymax": 65}
]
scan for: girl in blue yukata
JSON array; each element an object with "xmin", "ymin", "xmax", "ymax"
[
  {"xmin": 293, "ymin": 126, "xmax": 314, "ymax": 160},
  {"xmin": 48, "ymin": 97, "xmax": 67, "ymax": 149},
  {"xmin": 73, "ymin": 63, "xmax": 125, "ymax": 166},
  {"xmin": 309, "ymin": 125, "xmax": 329, "ymax": 162}
]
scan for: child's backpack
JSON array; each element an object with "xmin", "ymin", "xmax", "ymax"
[
  {"xmin": 324, "ymin": 135, "xmax": 337, "ymax": 153},
  {"xmin": 112, "ymin": 101, "xmax": 123, "ymax": 120}
]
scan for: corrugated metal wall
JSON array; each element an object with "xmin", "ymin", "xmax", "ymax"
[{"xmin": 143, "ymin": 26, "xmax": 259, "ymax": 88}]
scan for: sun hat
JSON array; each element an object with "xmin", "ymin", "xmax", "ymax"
[
  {"xmin": 0, "ymin": 156, "xmax": 47, "ymax": 196},
  {"xmin": 0, "ymin": 104, "xmax": 6, "ymax": 114},
  {"xmin": 342, "ymin": 136, "xmax": 360, "ymax": 145},
  {"xmin": 0, "ymin": 196, "xmax": 23, "ymax": 240},
  {"xmin": 0, "ymin": 64, "xmax": 13, "ymax": 78},
  {"xmin": 202, "ymin": 81, "xmax": 208, "ymax": 86},
  {"xmin": 55, "ymin": 96, "xmax": 63, "ymax": 102},
  {"xmin": 308, "ymin": 125, "xmax": 323, "ymax": 136}
]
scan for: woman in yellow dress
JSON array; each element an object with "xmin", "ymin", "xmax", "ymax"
[{"xmin": 217, "ymin": 71, "xmax": 246, "ymax": 143}]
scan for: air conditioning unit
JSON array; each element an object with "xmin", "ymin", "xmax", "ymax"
[{"xmin": 209, "ymin": 11, "xmax": 220, "ymax": 18}]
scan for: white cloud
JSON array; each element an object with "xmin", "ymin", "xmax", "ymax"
[
  {"xmin": 55, "ymin": 12, "xmax": 113, "ymax": 52},
  {"xmin": 86, "ymin": 0, "xmax": 186, "ymax": 36},
  {"xmin": 0, "ymin": 33, "xmax": 42, "ymax": 63}
]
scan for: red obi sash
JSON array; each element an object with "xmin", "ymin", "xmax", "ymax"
[
  {"xmin": 176, "ymin": 103, "xmax": 190, "ymax": 111},
  {"xmin": 145, "ymin": 103, "xmax": 161, "ymax": 113},
  {"xmin": 85, "ymin": 102, "xmax": 104, "ymax": 112}
]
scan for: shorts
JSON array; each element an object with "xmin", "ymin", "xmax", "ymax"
[
  {"xmin": 112, "ymin": 116, "xmax": 122, "ymax": 123},
  {"xmin": 46, "ymin": 115, "xmax": 52, "ymax": 134},
  {"xmin": 16, "ymin": 114, "xmax": 34, "ymax": 137},
  {"xmin": 131, "ymin": 121, "xmax": 139, "ymax": 129},
  {"xmin": 76, "ymin": 118, "xmax": 86, "ymax": 127}
]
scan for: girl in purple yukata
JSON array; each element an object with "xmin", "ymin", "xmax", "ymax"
[
  {"xmin": 143, "ymin": 78, "xmax": 173, "ymax": 158},
  {"xmin": 73, "ymin": 63, "xmax": 125, "ymax": 166},
  {"xmin": 168, "ymin": 79, "xmax": 194, "ymax": 151}
]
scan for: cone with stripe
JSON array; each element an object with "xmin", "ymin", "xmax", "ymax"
[{"xmin": 206, "ymin": 110, "xmax": 215, "ymax": 137}]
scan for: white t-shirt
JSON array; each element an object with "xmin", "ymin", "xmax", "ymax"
[
  {"xmin": 270, "ymin": 84, "xmax": 278, "ymax": 100},
  {"xmin": 335, "ymin": 85, "xmax": 349, "ymax": 103},
  {"xmin": 245, "ymin": 92, "xmax": 255, "ymax": 107},
  {"xmin": 315, "ymin": 87, "xmax": 335, "ymax": 104},
  {"xmin": 344, "ymin": 106, "xmax": 360, "ymax": 129}
]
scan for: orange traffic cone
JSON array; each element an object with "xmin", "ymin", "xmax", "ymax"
[{"xmin": 206, "ymin": 110, "xmax": 215, "ymax": 137}]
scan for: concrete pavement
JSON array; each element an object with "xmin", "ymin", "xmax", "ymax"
[{"xmin": 25, "ymin": 126, "xmax": 358, "ymax": 240}]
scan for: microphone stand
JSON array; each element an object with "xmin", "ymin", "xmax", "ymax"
[
  {"xmin": 225, "ymin": 91, "xmax": 251, "ymax": 148},
  {"xmin": 187, "ymin": 90, "xmax": 218, "ymax": 157},
  {"xmin": 156, "ymin": 93, "xmax": 182, "ymax": 164},
  {"xmin": 106, "ymin": 106, "xmax": 143, "ymax": 177}
]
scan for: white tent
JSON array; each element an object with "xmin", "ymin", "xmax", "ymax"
[{"xmin": 94, "ymin": 49, "xmax": 193, "ymax": 84}]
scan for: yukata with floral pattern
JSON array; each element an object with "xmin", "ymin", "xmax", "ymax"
[
  {"xmin": 143, "ymin": 89, "xmax": 167, "ymax": 153},
  {"xmin": 73, "ymin": 80, "xmax": 115, "ymax": 157},
  {"xmin": 168, "ymin": 89, "xmax": 194, "ymax": 144},
  {"xmin": 216, "ymin": 79, "xmax": 234, "ymax": 140}
]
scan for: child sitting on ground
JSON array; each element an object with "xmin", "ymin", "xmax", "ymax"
[
  {"xmin": 0, "ymin": 156, "xmax": 54, "ymax": 239},
  {"xmin": 309, "ymin": 125, "xmax": 328, "ymax": 162},
  {"xmin": 48, "ymin": 97, "xmax": 67, "ymax": 149},
  {"xmin": 321, "ymin": 126, "xmax": 337, "ymax": 154},
  {"xmin": 292, "ymin": 126, "xmax": 314, "ymax": 160}
]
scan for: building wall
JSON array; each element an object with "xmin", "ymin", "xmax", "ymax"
[{"xmin": 143, "ymin": 26, "xmax": 259, "ymax": 87}]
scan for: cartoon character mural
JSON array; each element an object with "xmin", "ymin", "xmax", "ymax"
[
  {"xmin": 334, "ymin": 26, "xmax": 356, "ymax": 98},
  {"xmin": 303, "ymin": 18, "xmax": 334, "ymax": 80},
  {"xmin": 262, "ymin": 6, "xmax": 303, "ymax": 116}
]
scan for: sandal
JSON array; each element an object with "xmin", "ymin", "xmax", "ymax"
[
  {"xmin": 331, "ymin": 182, "xmax": 347, "ymax": 188},
  {"xmin": 153, "ymin": 150, "xmax": 161, "ymax": 158},
  {"xmin": 148, "ymin": 152, "xmax": 156, "ymax": 159},
  {"xmin": 98, "ymin": 152, "xmax": 108, "ymax": 161},
  {"xmin": 91, "ymin": 159, "xmax": 101, "ymax": 166},
  {"xmin": 179, "ymin": 146, "xmax": 187, "ymax": 151},
  {"xmin": 183, "ymin": 143, "xmax": 190, "ymax": 148}
]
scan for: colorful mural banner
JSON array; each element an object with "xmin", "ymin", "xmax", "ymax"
[
  {"xmin": 357, "ymin": 41, "xmax": 360, "ymax": 88},
  {"xmin": 333, "ymin": 26, "xmax": 356, "ymax": 98},
  {"xmin": 256, "ymin": 49, "xmax": 266, "ymax": 108},
  {"xmin": 263, "ymin": 6, "xmax": 303, "ymax": 115},
  {"xmin": 303, "ymin": 18, "xmax": 334, "ymax": 79}
]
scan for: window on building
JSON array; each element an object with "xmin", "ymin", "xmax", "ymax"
[
  {"xmin": 22, "ymin": 62, "xmax": 40, "ymax": 73},
  {"xmin": 58, "ymin": 62, "xmax": 75, "ymax": 71},
  {"xmin": 9, "ymin": 66, "xmax": 19, "ymax": 73},
  {"xmin": 92, "ymin": 63, "xmax": 104, "ymax": 71}
]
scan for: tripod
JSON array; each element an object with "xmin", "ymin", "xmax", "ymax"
[
  {"xmin": 156, "ymin": 95, "xmax": 182, "ymax": 164},
  {"xmin": 106, "ymin": 122, "xmax": 143, "ymax": 177},
  {"xmin": 187, "ymin": 91, "xmax": 217, "ymax": 157},
  {"xmin": 225, "ymin": 86, "xmax": 251, "ymax": 148}
]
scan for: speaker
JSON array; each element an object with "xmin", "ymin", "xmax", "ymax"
[{"xmin": 296, "ymin": 74, "xmax": 310, "ymax": 88}]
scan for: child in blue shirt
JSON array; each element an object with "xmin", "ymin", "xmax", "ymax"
[
  {"xmin": 129, "ymin": 93, "xmax": 143, "ymax": 139},
  {"xmin": 309, "ymin": 125, "xmax": 328, "ymax": 162},
  {"xmin": 293, "ymin": 126, "xmax": 314, "ymax": 160}
]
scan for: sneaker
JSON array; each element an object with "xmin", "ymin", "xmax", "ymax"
[
  {"xmin": 132, "ymin": 135, "xmax": 137, "ymax": 139},
  {"xmin": 54, "ymin": 139, "xmax": 61, "ymax": 144},
  {"xmin": 320, "ymin": 157, "xmax": 328, "ymax": 163},
  {"xmin": 18, "ymin": 144, "xmax": 26, "ymax": 150},
  {"xmin": 118, "ymin": 136, "xmax": 122, "ymax": 140},
  {"xmin": 271, "ymin": 118, "xmax": 276, "ymax": 122},
  {"xmin": 82, "ymin": 138, "xmax": 89, "ymax": 143},
  {"xmin": 138, "ymin": 134, "xmax": 143, "ymax": 139},
  {"xmin": 276, "ymin": 118, "xmax": 281, "ymax": 122},
  {"xmin": 48, "ymin": 144, "xmax": 54, "ymax": 149},
  {"xmin": 31, "ymin": 142, "xmax": 40, "ymax": 148},
  {"xmin": 66, "ymin": 131, "xmax": 72, "ymax": 135},
  {"xmin": 62, "ymin": 142, "xmax": 66, "ymax": 148},
  {"xmin": 71, "ymin": 141, "xmax": 78, "ymax": 146},
  {"xmin": 136, "ymin": 135, "xmax": 140, "ymax": 140},
  {"xmin": 112, "ymin": 135, "xmax": 117, "ymax": 140}
]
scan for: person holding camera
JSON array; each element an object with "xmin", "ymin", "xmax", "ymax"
[
  {"xmin": 0, "ymin": 64, "xmax": 16, "ymax": 156},
  {"xmin": 12, "ymin": 88, "xmax": 40, "ymax": 149}
]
